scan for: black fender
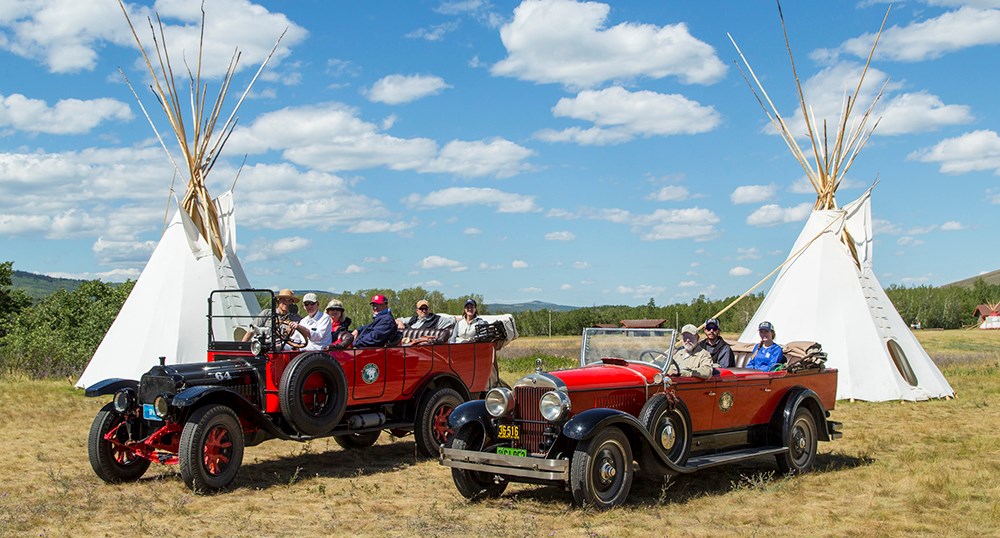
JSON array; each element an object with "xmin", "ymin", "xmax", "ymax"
[
  {"xmin": 410, "ymin": 373, "xmax": 473, "ymax": 421},
  {"xmin": 447, "ymin": 399, "xmax": 493, "ymax": 435},
  {"xmin": 84, "ymin": 378, "xmax": 138, "ymax": 397},
  {"xmin": 772, "ymin": 387, "xmax": 831, "ymax": 443},
  {"xmin": 170, "ymin": 386, "xmax": 289, "ymax": 440},
  {"xmin": 563, "ymin": 408, "xmax": 693, "ymax": 475}
]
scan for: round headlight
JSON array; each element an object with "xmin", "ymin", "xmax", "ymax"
[
  {"xmin": 539, "ymin": 390, "xmax": 571, "ymax": 422},
  {"xmin": 250, "ymin": 338, "xmax": 263, "ymax": 356},
  {"xmin": 113, "ymin": 388, "xmax": 136, "ymax": 413},
  {"xmin": 485, "ymin": 387, "xmax": 513, "ymax": 417},
  {"xmin": 153, "ymin": 395, "xmax": 169, "ymax": 418}
]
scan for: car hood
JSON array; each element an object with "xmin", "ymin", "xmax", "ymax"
[{"xmin": 543, "ymin": 360, "xmax": 662, "ymax": 391}]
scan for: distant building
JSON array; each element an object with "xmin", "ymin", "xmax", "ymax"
[{"xmin": 974, "ymin": 303, "xmax": 1000, "ymax": 329}]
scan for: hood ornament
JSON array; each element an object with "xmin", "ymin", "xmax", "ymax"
[{"xmin": 535, "ymin": 357, "xmax": 543, "ymax": 373}]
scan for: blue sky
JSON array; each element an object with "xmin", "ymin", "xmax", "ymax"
[{"xmin": 1, "ymin": 0, "xmax": 997, "ymax": 307}]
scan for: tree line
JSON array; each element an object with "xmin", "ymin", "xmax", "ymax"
[{"xmin": 1, "ymin": 259, "xmax": 997, "ymax": 378}]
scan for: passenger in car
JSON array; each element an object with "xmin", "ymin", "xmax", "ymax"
[
  {"xmin": 746, "ymin": 321, "xmax": 784, "ymax": 371},
  {"xmin": 294, "ymin": 292, "xmax": 332, "ymax": 351},
  {"xmin": 241, "ymin": 288, "xmax": 303, "ymax": 347},
  {"xmin": 450, "ymin": 298, "xmax": 484, "ymax": 343},
  {"xmin": 397, "ymin": 299, "xmax": 454, "ymax": 331},
  {"xmin": 351, "ymin": 294, "xmax": 400, "ymax": 347},
  {"xmin": 697, "ymin": 318, "xmax": 734, "ymax": 368},
  {"xmin": 325, "ymin": 299, "xmax": 354, "ymax": 349},
  {"xmin": 667, "ymin": 324, "xmax": 714, "ymax": 379}
]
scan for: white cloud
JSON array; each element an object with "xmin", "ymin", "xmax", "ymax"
[
  {"xmin": 729, "ymin": 266, "xmax": 752, "ymax": 277},
  {"xmin": 346, "ymin": 220, "xmax": 415, "ymax": 233},
  {"xmin": 404, "ymin": 21, "xmax": 459, "ymax": 41},
  {"xmin": 365, "ymin": 74, "xmax": 451, "ymax": 104},
  {"xmin": 344, "ymin": 264, "xmax": 365, "ymax": 274},
  {"xmin": 404, "ymin": 187, "xmax": 540, "ymax": 213},
  {"xmin": 560, "ymin": 284, "xmax": 572, "ymax": 290},
  {"xmin": 512, "ymin": 260, "xmax": 528, "ymax": 269},
  {"xmin": 244, "ymin": 236, "xmax": 311, "ymax": 262},
  {"xmin": 479, "ymin": 262, "xmax": 503, "ymax": 270},
  {"xmin": 464, "ymin": 227, "xmax": 482, "ymax": 235},
  {"xmin": 746, "ymin": 203, "xmax": 812, "ymax": 227},
  {"xmin": 632, "ymin": 208, "xmax": 720, "ymax": 241},
  {"xmin": 230, "ymin": 103, "xmax": 533, "ymax": 177},
  {"xmin": 678, "ymin": 280, "xmax": 698, "ymax": 288},
  {"xmin": 0, "ymin": 93, "xmax": 131, "ymax": 134},
  {"xmin": 573, "ymin": 261, "xmax": 590, "ymax": 269},
  {"xmin": 91, "ymin": 237, "xmax": 156, "ymax": 265},
  {"xmin": 616, "ymin": 284, "xmax": 666, "ymax": 298},
  {"xmin": 940, "ymin": 221, "xmax": 964, "ymax": 231},
  {"xmin": 648, "ymin": 185, "xmax": 690, "ymax": 202},
  {"xmin": 421, "ymin": 255, "xmax": 464, "ymax": 269},
  {"xmin": 737, "ymin": 247, "xmax": 760, "ymax": 260},
  {"xmin": 819, "ymin": 7, "xmax": 1000, "ymax": 63},
  {"xmin": 492, "ymin": 0, "xmax": 725, "ymax": 88},
  {"xmin": 910, "ymin": 130, "xmax": 1000, "ymax": 174},
  {"xmin": 364, "ymin": 256, "xmax": 389, "ymax": 263},
  {"xmin": 545, "ymin": 231, "xmax": 575, "ymax": 241},
  {"xmin": 731, "ymin": 184, "xmax": 776, "ymax": 204},
  {"xmin": 537, "ymin": 87, "xmax": 720, "ymax": 145},
  {"xmin": 897, "ymin": 236, "xmax": 925, "ymax": 247},
  {"xmin": 520, "ymin": 286, "xmax": 542, "ymax": 293}
]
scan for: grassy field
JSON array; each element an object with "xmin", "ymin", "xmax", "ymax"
[{"xmin": 1, "ymin": 330, "xmax": 998, "ymax": 536}]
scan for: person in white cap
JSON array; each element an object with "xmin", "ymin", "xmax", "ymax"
[
  {"xmin": 293, "ymin": 292, "xmax": 332, "ymax": 350},
  {"xmin": 667, "ymin": 324, "xmax": 714, "ymax": 379}
]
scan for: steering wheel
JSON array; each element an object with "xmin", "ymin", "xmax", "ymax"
[
  {"xmin": 277, "ymin": 319, "xmax": 307, "ymax": 350},
  {"xmin": 638, "ymin": 349, "xmax": 679, "ymax": 376}
]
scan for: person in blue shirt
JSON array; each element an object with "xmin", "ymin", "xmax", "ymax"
[
  {"xmin": 746, "ymin": 321, "xmax": 784, "ymax": 371},
  {"xmin": 351, "ymin": 294, "xmax": 400, "ymax": 347}
]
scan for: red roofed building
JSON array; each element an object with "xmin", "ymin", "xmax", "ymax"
[{"xmin": 974, "ymin": 303, "xmax": 1000, "ymax": 329}]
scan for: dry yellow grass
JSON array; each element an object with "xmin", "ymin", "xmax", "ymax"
[{"xmin": 1, "ymin": 330, "xmax": 998, "ymax": 537}]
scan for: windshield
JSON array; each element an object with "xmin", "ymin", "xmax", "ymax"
[{"xmin": 579, "ymin": 327, "xmax": 677, "ymax": 371}]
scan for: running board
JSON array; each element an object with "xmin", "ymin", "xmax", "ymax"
[{"xmin": 683, "ymin": 446, "xmax": 788, "ymax": 471}]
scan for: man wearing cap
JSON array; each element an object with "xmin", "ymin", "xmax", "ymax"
[
  {"xmin": 397, "ymin": 299, "xmax": 448, "ymax": 331},
  {"xmin": 667, "ymin": 324, "xmax": 714, "ymax": 379},
  {"xmin": 351, "ymin": 294, "xmax": 400, "ymax": 347},
  {"xmin": 746, "ymin": 321, "xmax": 784, "ymax": 371},
  {"xmin": 450, "ymin": 299, "xmax": 484, "ymax": 343},
  {"xmin": 325, "ymin": 299, "xmax": 354, "ymax": 349},
  {"xmin": 242, "ymin": 288, "xmax": 303, "ymax": 347},
  {"xmin": 696, "ymin": 318, "xmax": 734, "ymax": 368},
  {"xmin": 293, "ymin": 292, "xmax": 332, "ymax": 351}
]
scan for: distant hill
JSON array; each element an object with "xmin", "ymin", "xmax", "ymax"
[
  {"xmin": 11, "ymin": 270, "xmax": 87, "ymax": 301},
  {"xmin": 488, "ymin": 300, "xmax": 578, "ymax": 313},
  {"xmin": 943, "ymin": 269, "xmax": 1000, "ymax": 288}
]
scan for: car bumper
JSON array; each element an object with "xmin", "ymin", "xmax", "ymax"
[{"xmin": 439, "ymin": 446, "xmax": 569, "ymax": 482}]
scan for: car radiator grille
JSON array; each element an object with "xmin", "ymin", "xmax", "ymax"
[
  {"xmin": 512, "ymin": 386, "xmax": 551, "ymax": 455},
  {"xmin": 139, "ymin": 375, "xmax": 175, "ymax": 403}
]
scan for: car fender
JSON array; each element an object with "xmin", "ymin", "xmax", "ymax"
[
  {"xmin": 84, "ymin": 378, "xmax": 138, "ymax": 397},
  {"xmin": 414, "ymin": 373, "xmax": 473, "ymax": 408},
  {"xmin": 563, "ymin": 408, "xmax": 693, "ymax": 475},
  {"xmin": 170, "ymin": 386, "xmax": 288, "ymax": 439},
  {"xmin": 774, "ymin": 387, "xmax": 831, "ymax": 443},
  {"xmin": 447, "ymin": 399, "xmax": 491, "ymax": 434}
]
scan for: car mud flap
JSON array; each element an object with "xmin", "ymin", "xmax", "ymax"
[
  {"xmin": 440, "ymin": 446, "xmax": 569, "ymax": 482},
  {"xmin": 85, "ymin": 378, "xmax": 138, "ymax": 397}
]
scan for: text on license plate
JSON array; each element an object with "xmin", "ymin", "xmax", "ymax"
[
  {"xmin": 142, "ymin": 404, "xmax": 161, "ymax": 421},
  {"xmin": 497, "ymin": 446, "xmax": 527, "ymax": 457},
  {"xmin": 496, "ymin": 424, "xmax": 519, "ymax": 439}
]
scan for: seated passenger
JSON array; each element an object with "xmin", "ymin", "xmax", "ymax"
[
  {"xmin": 351, "ymin": 294, "xmax": 399, "ymax": 347},
  {"xmin": 242, "ymin": 288, "xmax": 304, "ymax": 349},
  {"xmin": 666, "ymin": 324, "xmax": 713, "ymax": 379},
  {"xmin": 397, "ymin": 299, "xmax": 453, "ymax": 331},
  {"xmin": 696, "ymin": 318, "xmax": 735, "ymax": 368},
  {"xmin": 325, "ymin": 299, "xmax": 354, "ymax": 349},
  {"xmin": 295, "ymin": 293, "xmax": 332, "ymax": 351},
  {"xmin": 449, "ymin": 299, "xmax": 484, "ymax": 343},
  {"xmin": 746, "ymin": 321, "xmax": 784, "ymax": 371}
]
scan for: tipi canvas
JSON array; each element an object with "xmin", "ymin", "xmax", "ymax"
[{"xmin": 738, "ymin": 190, "xmax": 955, "ymax": 401}]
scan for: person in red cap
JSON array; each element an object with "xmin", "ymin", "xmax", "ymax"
[{"xmin": 351, "ymin": 294, "xmax": 399, "ymax": 347}]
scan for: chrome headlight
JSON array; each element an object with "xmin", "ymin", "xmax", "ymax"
[
  {"xmin": 485, "ymin": 387, "xmax": 513, "ymax": 418},
  {"xmin": 113, "ymin": 388, "xmax": 136, "ymax": 413},
  {"xmin": 539, "ymin": 390, "xmax": 571, "ymax": 422},
  {"xmin": 250, "ymin": 338, "xmax": 263, "ymax": 356},
  {"xmin": 153, "ymin": 395, "xmax": 170, "ymax": 418}
]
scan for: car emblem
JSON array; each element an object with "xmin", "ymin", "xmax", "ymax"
[
  {"xmin": 361, "ymin": 363, "xmax": 379, "ymax": 384},
  {"xmin": 718, "ymin": 391, "xmax": 735, "ymax": 413}
]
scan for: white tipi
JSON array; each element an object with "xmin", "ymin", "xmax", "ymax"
[
  {"xmin": 730, "ymin": 6, "xmax": 954, "ymax": 401},
  {"xmin": 77, "ymin": 5, "xmax": 280, "ymax": 388}
]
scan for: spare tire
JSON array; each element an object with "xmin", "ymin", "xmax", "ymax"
[{"xmin": 279, "ymin": 351, "xmax": 348, "ymax": 436}]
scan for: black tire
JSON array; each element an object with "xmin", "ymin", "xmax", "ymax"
[
  {"xmin": 333, "ymin": 430, "xmax": 381, "ymax": 449},
  {"xmin": 449, "ymin": 425, "xmax": 508, "ymax": 501},
  {"xmin": 776, "ymin": 407, "xmax": 818, "ymax": 475},
  {"xmin": 569, "ymin": 426, "xmax": 634, "ymax": 509},
  {"xmin": 637, "ymin": 394, "xmax": 691, "ymax": 480},
  {"xmin": 414, "ymin": 387, "xmax": 464, "ymax": 457},
  {"xmin": 88, "ymin": 403, "xmax": 151, "ymax": 483},
  {"xmin": 179, "ymin": 405, "xmax": 245, "ymax": 493},
  {"xmin": 279, "ymin": 351, "xmax": 348, "ymax": 436}
]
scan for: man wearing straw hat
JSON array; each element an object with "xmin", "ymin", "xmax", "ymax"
[{"xmin": 242, "ymin": 288, "xmax": 303, "ymax": 348}]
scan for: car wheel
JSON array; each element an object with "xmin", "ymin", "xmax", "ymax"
[
  {"xmin": 448, "ymin": 425, "xmax": 508, "ymax": 501},
  {"xmin": 279, "ymin": 351, "xmax": 348, "ymax": 436},
  {"xmin": 414, "ymin": 387, "xmax": 463, "ymax": 457},
  {"xmin": 333, "ymin": 430, "xmax": 381, "ymax": 449},
  {"xmin": 88, "ymin": 402, "xmax": 151, "ymax": 483},
  {"xmin": 179, "ymin": 405, "xmax": 244, "ymax": 493},
  {"xmin": 637, "ymin": 394, "xmax": 691, "ymax": 480},
  {"xmin": 776, "ymin": 407, "xmax": 818, "ymax": 475},
  {"xmin": 569, "ymin": 426, "xmax": 634, "ymax": 509}
]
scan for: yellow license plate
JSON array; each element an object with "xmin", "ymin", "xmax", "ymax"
[{"xmin": 497, "ymin": 424, "xmax": 519, "ymax": 439}]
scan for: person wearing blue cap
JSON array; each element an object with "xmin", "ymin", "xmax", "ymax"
[{"xmin": 746, "ymin": 321, "xmax": 784, "ymax": 371}]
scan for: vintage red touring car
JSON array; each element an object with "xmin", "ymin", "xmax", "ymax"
[
  {"xmin": 440, "ymin": 327, "xmax": 840, "ymax": 509},
  {"xmin": 85, "ymin": 289, "xmax": 514, "ymax": 492}
]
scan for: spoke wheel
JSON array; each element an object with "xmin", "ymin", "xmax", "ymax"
[
  {"xmin": 637, "ymin": 394, "xmax": 690, "ymax": 481},
  {"xmin": 449, "ymin": 425, "xmax": 508, "ymax": 501},
  {"xmin": 88, "ymin": 403, "xmax": 151, "ymax": 483},
  {"xmin": 414, "ymin": 387, "xmax": 463, "ymax": 457},
  {"xmin": 279, "ymin": 351, "xmax": 347, "ymax": 436},
  {"xmin": 570, "ymin": 427, "xmax": 633, "ymax": 509},
  {"xmin": 180, "ymin": 405, "xmax": 244, "ymax": 493},
  {"xmin": 776, "ymin": 407, "xmax": 818, "ymax": 475}
]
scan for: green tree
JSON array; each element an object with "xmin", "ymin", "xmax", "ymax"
[{"xmin": 0, "ymin": 261, "xmax": 32, "ymax": 339}]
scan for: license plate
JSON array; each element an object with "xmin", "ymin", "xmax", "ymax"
[
  {"xmin": 497, "ymin": 446, "xmax": 527, "ymax": 457},
  {"xmin": 496, "ymin": 424, "xmax": 519, "ymax": 439},
  {"xmin": 142, "ymin": 404, "xmax": 161, "ymax": 421}
]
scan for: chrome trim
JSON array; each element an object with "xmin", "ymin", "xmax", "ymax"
[
  {"xmin": 512, "ymin": 372, "xmax": 566, "ymax": 391},
  {"xmin": 439, "ymin": 446, "xmax": 569, "ymax": 481},
  {"xmin": 539, "ymin": 390, "xmax": 571, "ymax": 422},
  {"xmin": 485, "ymin": 387, "xmax": 514, "ymax": 418}
]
